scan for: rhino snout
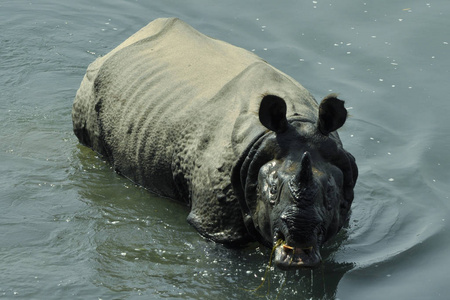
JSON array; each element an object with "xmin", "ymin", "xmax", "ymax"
[
  {"xmin": 272, "ymin": 205, "xmax": 324, "ymax": 269},
  {"xmin": 279, "ymin": 206, "xmax": 321, "ymax": 244}
]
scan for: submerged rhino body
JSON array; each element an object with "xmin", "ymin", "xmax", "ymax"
[{"xmin": 72, "ymin": 18, "xmax": 357, "ymax": 269}]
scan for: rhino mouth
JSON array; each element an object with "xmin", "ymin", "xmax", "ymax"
[{"xmin": 273, "ymin": 236, "xmax": 322, "ymax": 270}]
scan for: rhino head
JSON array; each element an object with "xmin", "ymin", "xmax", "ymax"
[{"xmin": 232, "ymin": 94, "xmax": 358, "ymax": 269}]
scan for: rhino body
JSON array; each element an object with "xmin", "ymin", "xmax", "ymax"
[{"xmin": 73, "ymin": 18, "xmax": 357, "ymax": 269}]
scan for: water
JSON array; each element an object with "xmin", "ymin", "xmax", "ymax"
[{"xmin": 1, "ymin": 0, "xmax": 449, "ymax": 299}]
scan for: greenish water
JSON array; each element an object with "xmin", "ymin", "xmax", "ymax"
[{"xmin": 1, "ymin": 0, "xmax": 449, "ymax": 299}]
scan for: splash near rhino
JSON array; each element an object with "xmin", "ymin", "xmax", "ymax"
[{"xmin": 72, "ymin": 18, "xmax": 358, "ymax": 269}]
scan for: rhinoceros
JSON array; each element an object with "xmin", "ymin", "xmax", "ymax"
[{"xmin": 72, "ymin": 18, "xmax": 357, "ymax": 269}]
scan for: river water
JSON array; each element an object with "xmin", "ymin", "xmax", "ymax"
[{"xmin": 1, "ymin": 0, "xmax": 449, "ymax": 299}]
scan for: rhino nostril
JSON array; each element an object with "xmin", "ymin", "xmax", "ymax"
[{"xmin": 301, "ymin": 246, "xmax": 313, "ymax": 256}]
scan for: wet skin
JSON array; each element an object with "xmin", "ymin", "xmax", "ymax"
[{"xmin": 241, "ymin": 95, "xmax": 357, "ymax": 269}]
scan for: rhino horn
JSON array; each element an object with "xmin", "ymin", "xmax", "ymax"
[
  {"xmin": 289, "ymin": 152, "xmax": 316, "ymax": 202},
  {"xmin": 296, "ymin": 151, "xmax": 313, "ymax": 184}
]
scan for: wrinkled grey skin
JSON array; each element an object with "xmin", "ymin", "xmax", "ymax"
[{"xmin": 72, "ymin": 18, "xmax": 357, "ymax": 269}]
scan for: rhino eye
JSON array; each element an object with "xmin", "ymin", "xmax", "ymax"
[
  {"xmin": 269, "ymin": 183, "xmax": 277, "ymax": 195},
  {"xmin": 268, "ymin": 174, "xmax": 279, "ymax": 205},
  {"xmin": 269, "ymin": 183, "xmax": 278, "ymax": 204}
]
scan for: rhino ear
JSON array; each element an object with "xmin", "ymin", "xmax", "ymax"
[
  {"xmin": 317, "ymin": 94, "xmax": 347, "ymax": 135},
  {"xmin": 259, "ymin": 95, "xmax": 288, "ymax": 133}
]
